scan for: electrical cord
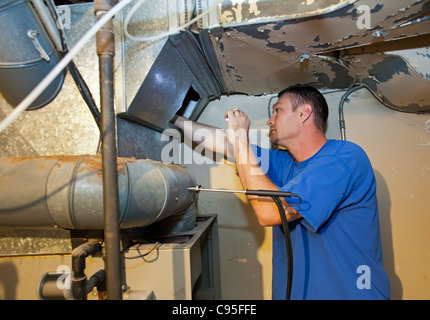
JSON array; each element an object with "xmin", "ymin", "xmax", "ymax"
[{"xmin": 124, "ymin": 241, "xmax": 161, "ymax": 260}]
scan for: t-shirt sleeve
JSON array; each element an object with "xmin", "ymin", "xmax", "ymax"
[
  {"xmin": 281, "ymin": 157, "xmax": 352, "ymax": 233},
  {"xmin": 250, "ymin": 144, "xmax": 293, "ymax": 184}
]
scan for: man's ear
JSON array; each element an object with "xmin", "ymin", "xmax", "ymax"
[{"xmin": 300, "ymin": 104, "xmax": 313, "ymax": 124}]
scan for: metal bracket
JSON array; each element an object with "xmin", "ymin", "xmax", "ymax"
[{"xmin": 27, "ymin": 29, "xmax": 50, "ymax": 62}]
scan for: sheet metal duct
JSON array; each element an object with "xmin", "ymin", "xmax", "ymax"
[
  {"xmin": 125, "ymin": 30, "xmax": 224, "ymax": 131},
  {"xmin": 0, "ymin": 155, "xmax": 197, "ymax": 231},
  {"xmin": 0, "ymin": 0, "xmax": 65, "ymax": 110}
]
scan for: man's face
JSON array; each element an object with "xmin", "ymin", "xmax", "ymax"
[{"xmin": 267, "ymin": 94, "xmax": 301, "ymax": 146}]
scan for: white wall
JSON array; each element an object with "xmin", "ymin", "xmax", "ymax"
[
  {"xmin": 335, "ymin": 89, "xmax": 430, "ymax": 300},
  {"xmin": 181, "ymin": 88, "xmax": 430, "ymax": 300}
]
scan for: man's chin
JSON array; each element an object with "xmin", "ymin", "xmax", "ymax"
[{"xmin": 270, "ymin": 136, "xmax": 278, "ymax": 145}]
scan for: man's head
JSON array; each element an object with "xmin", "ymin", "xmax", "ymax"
[
  {"xmin": 267, "ymin": 84, "xmax": 329, "ymax": 146},
  {"xmin": 277, "ymin": 84, "xmax": 329, "ymax": 132}
]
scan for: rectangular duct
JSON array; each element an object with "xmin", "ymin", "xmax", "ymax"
[{"xmin": 124, "ymin": 30, "xmax": 224, "ymax": 132}]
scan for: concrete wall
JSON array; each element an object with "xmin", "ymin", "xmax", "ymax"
[{"xmin": 184, "ymin": 88, "xmax": 430, "ymax": 299}]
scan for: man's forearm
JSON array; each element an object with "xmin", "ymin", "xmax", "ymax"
[
  {"xmin": 171, "ymin": 115, "xmax": 233, "ymax": 158},
  {"xmin": 234, "ymin": 136, "xmax": 301, "ymax": 226}
]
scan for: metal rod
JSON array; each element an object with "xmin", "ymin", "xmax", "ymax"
[
  {"xmin": 248, "ymin": 190, "xmax": 296, "ymax": 197},
  {"xmin": 188, "ymin": 186, "xmax": 246, "ymax": 194},
  {"xmin": 188, "ymin": 186, "xmax": 298, "ymax": 198},
  {"xmin": 95, "ymin": 0, "xmax": 122, "ymax": 300}
]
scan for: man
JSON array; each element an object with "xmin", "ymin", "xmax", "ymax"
[{"xmin": 172, "ymin": 84, "xmax": 390, "ymax": 300}]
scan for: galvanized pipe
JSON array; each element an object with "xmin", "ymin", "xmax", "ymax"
[{"xmin": 0, "ymin": 155, "xmax": 198, "ymax": 230}]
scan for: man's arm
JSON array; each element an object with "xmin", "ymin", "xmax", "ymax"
[
  {"xmin": 171, "ymin": 112, "xmax": 301, "ymax": 227},
  {"xmin": 224, "ymin": 109, "xmax": 302, "ymax": 227},
  {"xmin": 171, "ymin": 115, "xmax": 234, "ymax": 160}
]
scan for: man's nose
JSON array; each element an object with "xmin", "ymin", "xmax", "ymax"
[{"xmin": 267, "ymin": 117, "xmax": 274, "ymax": 126}]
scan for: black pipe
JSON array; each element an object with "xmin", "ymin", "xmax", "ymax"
[
  {"xmin": 86, "ymin": 269, "xmax": 106, "ymax": 296},
  {"xmin": 71, "ymin": 241, "xmax": 102, "ymax": 300},
  {"xmin": 95, "ymin": 0, "xmax": 122, "ymax": 300}
]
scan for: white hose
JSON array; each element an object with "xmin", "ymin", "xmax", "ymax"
[
  {"xmin": 124, "ymin": 0, "xmax": 222, "ymax": 42},
  {"xmin": 0, "ymin": 0, "xmax": 133, "ymax": 134}
]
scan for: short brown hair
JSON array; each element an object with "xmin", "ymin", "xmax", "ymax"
[{"xmin": 278, "ymin": 84, "xmax": 328, "ymax": 132}]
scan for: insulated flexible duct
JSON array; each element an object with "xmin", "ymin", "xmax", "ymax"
[{"xmin": 0, "ymin": 155, "xmax": 197, "ymax": 231}]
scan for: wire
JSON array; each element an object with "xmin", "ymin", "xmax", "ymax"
[
  {"xmin": 338, "ymin": 84, "xmax": 365, "ymax": 141},
  {"xmin": 124, "ymin": 0, "xmax": 223, "ymax": 42},
  {"xmin": 124, "ymin": 241, "xmax": 161, "ymax": 260}
]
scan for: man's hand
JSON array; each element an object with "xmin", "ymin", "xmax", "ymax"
[{"xmin": 224, "ymin": 108, "xmax": 251, "ymax": 147}]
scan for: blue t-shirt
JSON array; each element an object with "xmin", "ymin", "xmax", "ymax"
[{"xmin": 252, "ymin": 140, "xmax": 390, "ymax": 300}]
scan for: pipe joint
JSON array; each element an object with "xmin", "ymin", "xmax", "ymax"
[
  {"xmin": 96, "ymin": 21, "xmax": 115, "ymax": 57},
  {"xmin": 95, "ymin": 0, "xmax": 116, "ymax": 57},
  {"xmin": 94, "ymin": 0, "xmax": 117, "ymax": 15},
  {"xmin": 71, "ymin": 241, "xmax": 102, "ymax": 299},
  {"xmin": 72, "ymin": 241, "xmax": 102, "ymax": 275}
]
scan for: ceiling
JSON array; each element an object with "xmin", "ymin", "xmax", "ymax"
[{"xmin": 198, "ymin": 0, "xmax": 430, "ymax": 113}]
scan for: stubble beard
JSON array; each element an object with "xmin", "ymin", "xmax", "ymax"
[{"xmin": 269, "ymin": 131, "xmax": 278, "ymax": 145}]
